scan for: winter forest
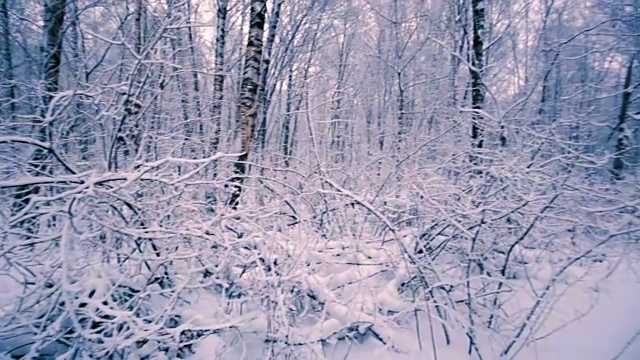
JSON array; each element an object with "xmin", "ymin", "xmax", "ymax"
[{"xmin": 0, "ymin": 0, "xmax": 639, "ymax": 358}]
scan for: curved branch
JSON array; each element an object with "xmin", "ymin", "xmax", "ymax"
[{"xmin": 0, "ymin": 136, "xmax": 77, "ymax": 174}]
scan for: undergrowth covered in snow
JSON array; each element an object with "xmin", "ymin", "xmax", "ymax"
[
  {"xmin": 1, "ymin": 151, "xmax": 638, "ymax": 359},
  {"xmin": 1, "ymin": 0, "xmax": 640, "ymax": 358}
]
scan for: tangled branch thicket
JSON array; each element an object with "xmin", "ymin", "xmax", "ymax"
[{"xmin": 0, "ymin": 0, "xmax": 639, "ymax": 359}]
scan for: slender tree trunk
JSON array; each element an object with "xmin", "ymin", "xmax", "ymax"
[
  {"xmin": 165, "ymin": 1, "xmax": 191, "ymax": 161},
  {"xmin": 256, "ymin": 0, "xmax": 284, "ymax": 149},
  {"xmin": 612, "ymin": 54, "xmax": 635, "ymax": 180},
  {"xmin": 259, "ymin": 3, "xmax": 310, "ymax": 149},
  {"xmin": 64, "ymin": 0, "xmax": 92, "ymax": 161},
  {"xmin": 116, "ymin": 0, "xmax": 146, "ymax": 170},
  {"xmin": 287, "ymin": 17, "xmax": 320, "ymax": 169},
  {"xmin": 330, "ymin": 26, "xmax": 349, "ymax": 164},
  {"xmin": 469, "ymin": 0, "xmax": 485, "ymax": 165},
  {"xmin": 538, "ymin": 51, "xmax": 559, "ymax": 118},
  {"xmin": 227, "ymin": 0, "xmax": 267, "ymax": 209},
  {"xmin": 13, "ymin": 0, "xmax": 66, "ymax": 219},
  {"xmin": 135, "ymin": 0, "xmax": 143, "ymax": 54},
  {"xmin": 168, "ymin": 34, "xmax": 190, "ymax": 124},
  {"xmin": 186, "ymin": 0, "xmax": 203, "ymax": 123},
  {"xmin": 43, "ymin": 0, "xmax": 66, "ymax": 111},
  {"xmin": 391, "ymin": 0, "xmax": 407, "ymax": 154},
  {"xmin": 113, "ymin": 0, "xmax": 145, "ymax": 171},
  {"xmin": 38, "ymin": 0, "xmax": 65, "ymax": 153},
  {"xmin": 394, "ymin": 74, "xmax": 406, "ymax": 152},
  {"xmin": 184, "ymin": 0, "xmax": 204, "ymax": 159},
  {"xmin": 210, "ymin": 0, "xmax": 229, "ymax": 158},
  {"xmin": 0, "ymin": 0, "xmax": 16, "ymax": 119},
  {"xmin": 282, "ymin": 64, "xmax": 293, "ymax": 167},
  {"xmin": 204, "ymin": 0, "xmax": 229, "ymax": 207},
  {"xmin": 449, "ymin": 0, "xmax": 466, "ymax": 110}
]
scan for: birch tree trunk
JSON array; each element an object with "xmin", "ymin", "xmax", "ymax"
[
  {"xmin": 470, "ymin": 0, "xmax": 485, "ymax": 161},
  {"xmin": 329, "ymin": 20, "xmax": 351, "ymax": 164},
  {"xmin": 204, "ymin": 0, "xmax": 229, "ymax": 207},
  {"xmin": 111, "ymin": 0, "xmax": 145, "ymax": 171},
  {"xmin": 227, "ymin": 0, "xmax": 267, "ymax": 210}
]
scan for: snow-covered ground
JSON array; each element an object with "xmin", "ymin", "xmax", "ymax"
[
  {"xmin": 319, "ymin": 252, "xmax": 640, "ymax": 360},
  {"xmin": 518, "ymin": 255, "xmax": 640, "ymax": 360}
]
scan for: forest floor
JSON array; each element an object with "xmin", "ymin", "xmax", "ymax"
[
  {"xmin": 332, "ymin": 248, "xmax": 640, "ymax": 360},
  {"xmin": 518, "ymin": 251, "xmax": 640, "ymax": 360},
  {"xmin": 192, "ymin": 245, "xmax": 640, "ymax": 360}
]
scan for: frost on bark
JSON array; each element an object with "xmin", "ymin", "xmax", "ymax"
[
  {"xmin": 470, "ymin": 0, "xmax": 485, "ymax": 163},
  {"xmin": 330, "ymin": 22, "xmax": 351, "ymax": 164},
  {"xmin": 111, "ymin": 0, "xmax": 145, "ymax": 171},
  {"xmin": 227, "ymin": 0, "xmax": 267, "ymax": 210},
  {"xmin": 612, "ymin": 54, "xmax": 635, "ymax": 180}
]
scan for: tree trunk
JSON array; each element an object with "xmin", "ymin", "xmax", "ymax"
[
  {"xmin": 449, "ymin": 0, "xmax": 467, "ymax": 109},
  {"xmin": 165, "ymin": 1, "xmax": 191, "ymax": 161},
  {"xmin": 112, "ymin": 0, "xmax": 145, "ymax": 171},
  {"xmin": 330, "ymin": 24, "xmax": 350, "ymax": 164},
  {"xmin": 204, "ymin": 0, "xmax": 229, "ymax": 207},
  {"xmin": 282, "ymin": 64, "xmax": 294, "ymax": 167},
  {"xmin": 392, "ymin": 0, "xmax": 407, "ymax": 154},
  {"xmin": 187, "ymin": 0, "xmax": 203, "ymax": 124},
  {"xmin": 0, "ymin": 0, "xmax": 15, "ymax": 119},
  {"xmin": 210, "ymin": 0, "xmax": 229, "ymax": 158},
  {"xmin": 43, "ymin": 0, "xmax": 66, "ymax": 110},
  {"xmin": 612, "ymin": 54, "xmax": 635, "ymax": 180},
  {"xmin": 227, "ymin": 0, "xmax": 267, "ymax": 210},
  {"xmin": 470, "ymin": 0, "xmax": 485, "ymax": 160},
  {"xmin": 256, "ymin": 0, "xmax": 284, "ymax": 150},
  {"xmin": 13, "ymin": 0, "xmax": 65, "ymax": 218}
]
